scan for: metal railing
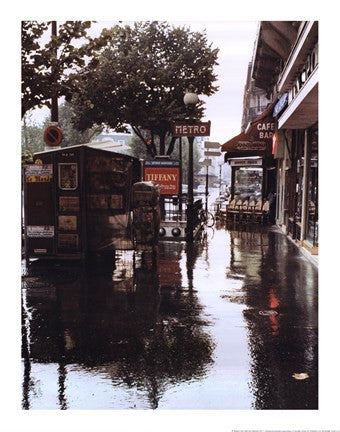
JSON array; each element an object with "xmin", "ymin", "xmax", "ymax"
[{"xmin": 163, "ymin": 196, "xmax": 203, "ymax": 231}]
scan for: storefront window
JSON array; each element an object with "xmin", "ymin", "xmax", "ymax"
[
  {"xmin": 306, "ymin": 129, "xmax": 318, "ymax": 246},
  {"xmin": 234, "ymin": 168, "xmax": 262, "ymax": 199}
]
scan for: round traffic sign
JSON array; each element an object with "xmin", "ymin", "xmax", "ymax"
[{"xmin": 44, "ymin": 125, "xmax": 63, "ymax": 146}]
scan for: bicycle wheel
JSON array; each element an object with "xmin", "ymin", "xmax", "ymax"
[{"xmin": 205, "ymin": 211, "xmax": 215, "ymax": 227}]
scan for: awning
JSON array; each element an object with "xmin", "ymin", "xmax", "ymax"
[{"xmin": 222, "ymin": 100, "xmax": 277, "ymax": 160}]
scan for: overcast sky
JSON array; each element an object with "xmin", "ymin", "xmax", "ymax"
[{"xmin": 30, "ymin": 20, "xmax": 258, "ymax": 145}]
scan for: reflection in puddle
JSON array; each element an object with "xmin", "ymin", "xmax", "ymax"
[{"xmin": 22, "ymin": 225, "xmax": 317, "ymax": 409}]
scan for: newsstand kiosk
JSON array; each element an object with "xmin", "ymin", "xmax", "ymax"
[{"xmin": 24, "ymin": 143, "xmax": 141, "ymax": 261}]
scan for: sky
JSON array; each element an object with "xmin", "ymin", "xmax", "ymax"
[{"xmin": 30, "ymin": 20, "xmax": 258, "ymax": 145}]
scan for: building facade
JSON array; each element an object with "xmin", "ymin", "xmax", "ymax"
[{"xmin": 247, "ymin": 21, "xmax": 318, "ymax": 256}]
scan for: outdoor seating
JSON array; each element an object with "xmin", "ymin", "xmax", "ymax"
[
  {"xmin": 242, "ymin": 197, "xmax": 256, "ymax": 222},
  {"xmin": 260, "ymin": 200, "xmax": 270, "ymax": 223},
  {"xmin": 227, "ymin": 197, "xmax": 242, "ymax": 222},
  {"xmin": 253, "ymin": 199, "xmax": 263, "ymax": 222},
  {"xmin": 240, "ymin": 199, "xmax": 249, "ymax": 221},
  {"xmin": 226, "ymin": 198, "xmax": 236, "ymax": 221},
  {"xmin": 226, "ymin": 197, "xmax": 270, "ymax": 224}
]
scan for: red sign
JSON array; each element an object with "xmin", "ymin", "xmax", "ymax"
[
  {"xmin": 144, "ymin": 167, "xmax": 180, "ymax": 195},
  {"xmin": 44, "ymin": 125, "xmax": 63, "ymax": 146},
  {"xmin": 171, "ymin": 121, "xmax": 211, "ymax": 137}
]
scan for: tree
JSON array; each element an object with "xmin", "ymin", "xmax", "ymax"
[
  {"xmin": 71, "ymin": 21, "xmax": 219, "ymax": 156},
  {"xmin": 21, "ymin": 21, "xmax": 115, "ymax": 118},
  {"xmin": 57, "ymin": 102, "xmax": 102, "ymax": 147},
  {"xmin": 21, "ymin": 113, "xmax": 46, "ymax": 163},
  {"xmin": 126, "ymin": 132, "xmax": 202, "ymax": 181}
]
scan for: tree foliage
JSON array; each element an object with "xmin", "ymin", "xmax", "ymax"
[
  {"xmin": 21, "ymin": 102, "xmax": 99, "ymax": 164},
  {"xmin": 21, "ymin": 21, "xmax": 113, "ymax": 118},
  {"xmin": 57, "ymin": 102, "xmax": 102, "ymax": 147},
  {"xmin": 127, "ymin": 133, "xmax": 202, "ymax": 181},
  {"xmin": 70, "ymin": 21, "xmax": 219, "ymax": 156},
  {"xmin": 21, "ymin": 114, "xmax": 47, "ymax": 163}
]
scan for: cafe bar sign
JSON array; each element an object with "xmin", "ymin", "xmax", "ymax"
[{"xmin": 171, "ymin": 121, "xmax": 211, "ymax": 137}]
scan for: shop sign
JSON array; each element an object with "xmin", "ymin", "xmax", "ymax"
[
  {"xmin": 144, "ymin": 160, "xmax": 180, "ymax": 195},
  {"xmin": 229, "ymin": 159, "xmax": 262, "ymax": 167},
  {"xmin": 255, "ymin": 121, "xmax": 275, "ymax": 140},
  {"xmin": 273, "ymin": 93, "xmax": 288, "ymax": 117},
  {"xmin": 171, "ymin": 121, "xmax": 211, "ymax": 137},
  {"xmin": 27, "ymin": 225, "xmax": 54, "ymax": 238},
  {"xmin": 235, "ymin": 141, "xmax": 267, "ymax": 151}
]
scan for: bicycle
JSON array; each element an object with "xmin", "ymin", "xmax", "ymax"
[{"xmin": 198, "ymin": 209, "xmax": 215, "ymax": 227}]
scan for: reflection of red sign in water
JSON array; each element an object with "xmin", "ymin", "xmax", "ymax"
[
  {"xmin": 144, "ymin": 167, "xmax": 180, "ymax": 195},
  {"xmin": 158, "ymin": 259, "xmax": 182, "ymax": 285}
]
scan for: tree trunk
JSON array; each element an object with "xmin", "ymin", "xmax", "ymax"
[{"xmin": 159, "ymin": 131, "xmax": 166, "ymax": 155}]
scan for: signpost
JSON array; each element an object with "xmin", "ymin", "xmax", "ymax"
[
  {"xmin": 204, "ymin": 141, "xmax": 221, "ymax": 149},
  {"xmin": 204, "ymin": 151, "xmax": 221, "ymax": 157},
  {"xmin": 171, "ymin": 120, "xmax": 211, "ymax": 241},
  {"xmin": 203, "ymin": 141, "xmax": 221, "ymax": 211}
]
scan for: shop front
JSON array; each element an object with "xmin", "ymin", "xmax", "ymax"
[
  {"xmin": 229, "ymin": 157, "xmax": 263, "ymax": 200},
  {"xmin": 274, "ymin": 125, "xmax": 318, "ymax": 253},
  {"xmin": 222, "ymin": 102, "xmax": 277, "ymax": 201}
]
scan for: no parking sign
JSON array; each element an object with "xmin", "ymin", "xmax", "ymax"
[{"xmin": 44, "ymin": 125, "xmax": 63, "ymax": 146}]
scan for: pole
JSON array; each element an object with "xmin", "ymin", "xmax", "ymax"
[
  {"xmin": 205, "ymin": 164, "xmax": 209, "ymax": 211},
  {"xmin": 51, "ymin": 21, "xmax": 58, "ymax": 123},
  {"xmin": 219, "ymin": 164, "xmax": 222, "ymax": 195},
  {"xmin": 179, "ymin": 137, "xmax": 183, "ymax": 215},
  {"xmin": 186, "ymin": 136, "xmax": 194, "ymax": 242}
]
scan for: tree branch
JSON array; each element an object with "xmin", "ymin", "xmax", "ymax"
[
  {"xmin": 166, "ymin": 136, "xmax": 177, "ymax": 156},
  {"xmin": 131, "ymin": 125, "xmax": 155, "ymax": 157}
]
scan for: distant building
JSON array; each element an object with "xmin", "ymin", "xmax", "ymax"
[
  {"xmin": 94, "ymin": 130, "xmax": 133, "ymax": 154},
  {"xmin": 241, "ymin": 62, "xmax": 270, "ymax": 132}
]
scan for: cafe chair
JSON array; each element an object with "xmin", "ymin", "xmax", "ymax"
[
  {"xmin": 243, "ymin": 197, "xmax": 257, "ymax": 222},
  {"xmin": 261, "ymin": 200, "xmax": 270, "ymax": 224},
  {"xmin": 254, "ymin": 199, "xmax": 263, "ymax": 223}
]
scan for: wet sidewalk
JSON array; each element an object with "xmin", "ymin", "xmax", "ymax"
[{"xmin": 21, "ymin": 224, "xmax": 318, "ymax": 409}]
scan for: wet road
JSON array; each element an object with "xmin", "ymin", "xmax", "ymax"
[{"xmin": 21, "ymin": 224, "xmax": 318, "ymax": 409}]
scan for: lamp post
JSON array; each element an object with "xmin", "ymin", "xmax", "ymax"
[{"xmin": 183, "ymin": 88, "xmax": 199, "ymax": 242}]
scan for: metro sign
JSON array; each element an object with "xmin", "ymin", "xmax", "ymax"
[{"xmin": 171, "ymin": 121, "xmax": 211, "ymax": 137}]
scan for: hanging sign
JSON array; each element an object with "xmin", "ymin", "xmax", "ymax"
[
  {"xmin": 171, "ymin": 121, "xmax": 211, "ymax": 137},
  {"xmin": 273, "ymin": 93, "xmax": 288, "ymax": 117},
  {"xmin": 229, "ymin": 158, "xmax": 263, "ymax": 167}
]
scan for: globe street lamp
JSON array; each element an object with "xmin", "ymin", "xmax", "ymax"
[{"xmin": 184, "ymin": 87, "xmax": 199, "ymax": 242}]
